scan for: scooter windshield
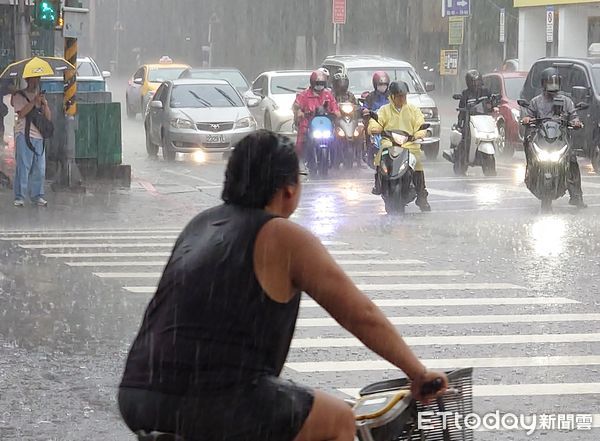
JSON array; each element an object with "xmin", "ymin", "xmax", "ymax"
[{"xmin": 535, "ymin": 121, "xmax": 565, "ymax": 148}]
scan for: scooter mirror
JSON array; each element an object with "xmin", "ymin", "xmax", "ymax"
[
  {"xmin": 419, "ymin": 123, "xmax": 431, "ymax": 131},
  {"xmin": 517, "ymin": 99, "xmax": 530, "ymax": 108},
  {"xmin": 452, "ymin": 93, "xmax": 462, "ymax": 100},
  {"xmin": 369, "ymin": 111, "xmax": 379, "ymax": 121}
]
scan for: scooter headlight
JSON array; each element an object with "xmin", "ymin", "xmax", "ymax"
[
  {"xmin": 340, "ymin": 103, "xmax": 354, "ymax": 115},
  {"xmin": 353, "ymin": 128, "xmax": 360, "ymax": 137},
  {"xmin": 312, "ymin": 129, "xmax": 331, "ymax": 139},
  {"xmin": 337, "ymin": 127, "xmax": 345, "ymax": 137},
  {"xmin": 533, "ymin": 143, "xmax": 568, "ymax": 162}
]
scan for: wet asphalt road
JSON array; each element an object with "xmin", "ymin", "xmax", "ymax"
[{"xmin": 0, "ymin": 83, "xmax": 599, "ymax": 440}]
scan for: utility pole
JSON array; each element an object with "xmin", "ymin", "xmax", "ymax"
[{"xmin": 15, "ymin": 0, "xmax": 31, "ymax": 65}]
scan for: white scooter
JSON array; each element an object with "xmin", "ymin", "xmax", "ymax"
[{"xmin": 443, "ymin": 94, "xmax": 500, "ymax": 176}]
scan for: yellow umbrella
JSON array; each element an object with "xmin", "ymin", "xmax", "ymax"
[{"xmin": 0, "ymin": 56, "xmax": 75, "ymax": 80}]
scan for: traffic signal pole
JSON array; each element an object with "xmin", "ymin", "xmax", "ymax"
[
  {"xmin": 55, "ymin": 0, "xmax": 84, "ymax": 190},
  {"xmin": 15, "ymin": 0, "xmax": 31, "ymax": 70}
]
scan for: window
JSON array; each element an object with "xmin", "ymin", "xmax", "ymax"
[
  {"xmin": 503, "ymin": 77, "xmax": 526, "ymax": 100},
  {"xmin": 170, "ymin": 84, "xmax": 244, "ymax": 109},
  {"xmin": 148, "ymin": 67, "xmax": 187, "ymax": 83},
  {"xmin": 270, "ymin": 74, "xmax": 310, "ymax": 95},
  {"xmin": 346, "ymin": 68, "xmax": 425, "ymax": 95},
  {"xmin": 484, "ymin": 75, "xmax": 502, "ymax": 95},
  {"xmin": 252, "ymin": 75, "xmax": 267, "ymax": 96},
  {"xmin": 77, "ymin": 61, "xmax": 99, "ymax": 77},
  {"xmin": 188, "ymin": 70, "xmax": 249, "ymax": 92}
]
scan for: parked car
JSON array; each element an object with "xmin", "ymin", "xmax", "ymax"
[
  {"xmin": 321, "ymin": 55, "xmax": 441, "ymax": 159},
  {"xmin": 144, "ymin": 79, "xmax": 258, "ymax": 161},
  {"xmin": 249, "ymin": 70, "xmax": 312, "ymax": 136},
  {"xmin": 483, "ymin": 71, "xmax": 527, "ymax": 157},
  {"xmin": 178, "ymin": 68, "xmax": 252, "ymax": 95},
  {"xmin": 125, "ymin": 61, "xmax": 190, "ymax": 119},
  {"xmin": 40, "ymin": 56, "xmax": 110, "ymax": 93},
  {"xmin": 521, "ymin": 57, "xmax": 600, "ymax": 171}
]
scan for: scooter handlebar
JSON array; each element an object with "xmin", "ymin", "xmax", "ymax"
[{"xmin": 420, "ymin": 377, "xmax": 445, "ymax": 396}]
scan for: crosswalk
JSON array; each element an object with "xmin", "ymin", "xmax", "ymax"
[{"xmin": 1, "ymin": 227, "xmax": 599, "ymax": 434}]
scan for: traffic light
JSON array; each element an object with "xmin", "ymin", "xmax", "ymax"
[{"xmin": 33, "ymin": 0, "xmax": 59, "ymax": 29}]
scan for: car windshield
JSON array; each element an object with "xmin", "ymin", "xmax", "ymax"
[
  {"xmin": 186, "ymin": 70, "xmax": 249, "ymax": 91},
  {"xmin": 504, "ymin": 77, "xmax": 526, "ymax": 100},
  {"xmin": 270, "ymin": 75, "xmax": 310, "ymax": 94},
  {"xmin": 347, "ymin": 68, "xmax": 425, "ymax": 94},
  {"xmin": 77, "ymin": 61, "xmax": 100, "ymax": 77},
  {"xmin": 170, "ymin": 84, "xmax": 244, "ymax": 108},
  {"xmin": 148, "ymin": 67, "xmax": 187, "ymax": 83}
]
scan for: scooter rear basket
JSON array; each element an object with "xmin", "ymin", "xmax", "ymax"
[{"xmin": 357, "ymin": 368, "xmax": 473, "ymax": 441}]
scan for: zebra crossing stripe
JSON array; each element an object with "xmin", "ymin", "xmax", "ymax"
[
  {"xmin": 291, "ymin": 332, "xmax": 599, "ymax": 348},
  {"xmin": 65, "ymin": 259, "xmax": 426, "ymax": 267},
  {"xmin": 286, "ymin": 355, "xmax": 600, "ymax": 372},
  {"xmin": 296, "ymin": 313, "xmax": 600, "ymax": 327}
]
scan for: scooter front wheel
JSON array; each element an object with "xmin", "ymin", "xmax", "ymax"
[
  {"xmin": 383, "ymin": 181, "xmax": 404, "ymax": 215},
  {"xmin": 481, "ymin": 153, "xmax": 497, "ymax": 177}
]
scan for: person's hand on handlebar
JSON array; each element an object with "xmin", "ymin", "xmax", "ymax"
[
  {"xmin": 362, "ymin": 108, "xmax": 371, "ymax": 118},
  {"xmin": 411, "ymin": 369, "xmax": 449, "ymax": 403},
  {"xmin": 572, "ymin": 119, "xmax": 583, "ymax": 128},
  {"xmin": 521, "ymin": 116, "xmax": 532, "ymax": 125}
]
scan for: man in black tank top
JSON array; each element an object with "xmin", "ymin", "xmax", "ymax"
[{"xmin": 119, "ymin": 130, "xmax": 448, "ymax": 441}]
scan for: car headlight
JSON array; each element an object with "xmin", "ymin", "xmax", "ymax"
[
  {"xmin": 236, "ymin": 116, "xmax": 257, "ymax": 129},
  {"xmin": 420, "ymin": 107, "xmax": 438, "ymax": 119},
  {"xmin": 170, "ymin": 118, "xmax": 195, "ymax": 129},
  {"xmin": 511, "ymin": 108, "xmax": 521, "ymax": 122}
]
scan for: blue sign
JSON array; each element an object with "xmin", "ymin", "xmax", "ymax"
[{"xmin": 444, "ymin": 0, "xmax": 470, "ymax": 17}]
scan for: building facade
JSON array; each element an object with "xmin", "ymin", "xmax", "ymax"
[{"xmin": 516, "ymin": 0, "xmax": 600, "ymax": 69}]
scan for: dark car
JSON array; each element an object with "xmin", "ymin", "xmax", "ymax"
[
  {"xmin": 483, "ymin": 71, "xmax": 527, "ymax": 157},
  {"xmin": 521, "ymin": 58, "xmax": 600, "ymax": 172},
  {"xmin": 178, "ymin": 68, "xmax": 252, "ymax": 95}
]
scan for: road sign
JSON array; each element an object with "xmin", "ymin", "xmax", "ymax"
[
  {"xmin": 499, "ymin": 8, "xmax": 505, "ymax": 43},
  {"xmin": 440, "ymin": 49, "xmax": 459, "ymax": 76},
  {"xmin": 443, "ymin": 0, "xmax": 470, "ymax": 17},
  {"xmin": 546, "ymin": 6, "xmax": 554, "ymax": 43},
  {"xmin": 449, "ymin": 16, "xmax": 464, "ymax": 45},
  {"xmin": 332, "ymin": 0, "xmax": 346, "ymax": 24}
]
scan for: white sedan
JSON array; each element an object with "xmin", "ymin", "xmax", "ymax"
[{"xmin": 248, "ymin": 70, "xmax": 312, "ymax": 137}]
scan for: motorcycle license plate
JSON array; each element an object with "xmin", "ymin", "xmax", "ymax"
[{"xmin": 205, "ymin": 134, "xmax": 227, "ymax": 144}]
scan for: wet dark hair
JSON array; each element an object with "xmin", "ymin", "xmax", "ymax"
[{"xmin": 222, "ymin": 130, "xmax": 300, "ymax": 208}]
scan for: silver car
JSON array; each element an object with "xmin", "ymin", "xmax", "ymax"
[
  {"xmin": 249, "ymin": 70, "xmax": 312, "ymax": 137},
  {"xmin": 144, "ymin": 79, "xmax": 258, "ymax": 161}
]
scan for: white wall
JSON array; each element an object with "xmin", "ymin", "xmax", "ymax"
[
  {"xmin": 518, "ymin": 7, "xmax": 547, "ymax": 70},
  {"xmin": 558, "ymin": 4, "xmax": 600, "ymax": 58}
]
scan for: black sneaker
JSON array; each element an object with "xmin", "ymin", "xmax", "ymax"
[
  {"xmin": 569, "ymin": 197, "xmax": 588, "ymax": 209},
  {"xmin": 416, "ymin": 198, "xmax": 431, "ymax": 212},
  {"xmin": 371, "ymin": 186, "xmax": 382, "ymax": 195}
]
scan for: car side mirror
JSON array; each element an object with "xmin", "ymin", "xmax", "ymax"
[
  {"xmin": 252, "ymin": 88, "xmax": 264, "ymax": 98},
  {"xmin": 452, "ymin": 93, "xmax": 462, "ymax": 100},
  {"xmin": 133, "ymin": 78, "xmax": 143, "ymax": 85},
  {"xmin": 102, "ymin": 71, "xmax": 111, "ymax": 79},
  {"xmin": 425, "ymin": 82, "xmax": 435, "ymax": 92},
  {"xmin": 572, "ymin": 86, "xmax": 588, "ymax": 103},
  {"xmin": 517, "ymin": 99, "xmax": 530, "ymax": 108},
  {"xmin": 150, "ymin": 100, "xmax": 163, "ymax": 110},
  {"xmin": 576, "ymin": 102, "xmax": 590, "ymax": 111},
  {"xmin": 246, "ymin": 97, "xmax": 261, "ymax": 108}
]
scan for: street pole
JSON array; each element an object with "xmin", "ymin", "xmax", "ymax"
[
  {"xmin": 57, "ymin": 0, "xmax": 84, "ymax": 190},
  {"xmin": 15, "ymin": 0, "xmax": 31, "ymax": 75}
]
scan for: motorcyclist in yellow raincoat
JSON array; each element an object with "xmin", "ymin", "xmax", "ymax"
[{"xmin": 368, "ymin": 81, "xmax": 431, "ymax": 212}]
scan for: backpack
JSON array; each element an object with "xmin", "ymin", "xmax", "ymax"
[{"xmin": 17, "ymin": 91, "xmax": 54, "ymax": 156}]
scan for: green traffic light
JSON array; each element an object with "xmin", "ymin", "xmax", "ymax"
[{"xmin": 38, "ymin": 0, "xmax": 56, "ymax": 23}]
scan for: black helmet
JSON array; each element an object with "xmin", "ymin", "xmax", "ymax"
[
  {"xmin": 541, "ymin": 67, "xmax": 561, "ymax": 93},
  {"xmin": 388, "ymin": 81, "xmax": 410, "ymax": 96},
  {"xmin": 465, "ymin": 69, "xmax": 482, "ymax": 92},
  {"xmin": 332, "ymin": 72, "xmax": 349, "ymax": 94}
]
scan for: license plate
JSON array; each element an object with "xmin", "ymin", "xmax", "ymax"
[{"xmin": 205, "ymin": 134, "xmax": 227, "ymax": 144}]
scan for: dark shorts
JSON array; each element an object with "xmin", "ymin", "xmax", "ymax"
[{"xmin": 118, "ymin": 376, "xmax": 314, "ymax": 441}]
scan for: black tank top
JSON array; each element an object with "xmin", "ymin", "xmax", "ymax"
[{"xmin": 120, "ymin": 204, "xmax": 301, "ymax": 394}]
